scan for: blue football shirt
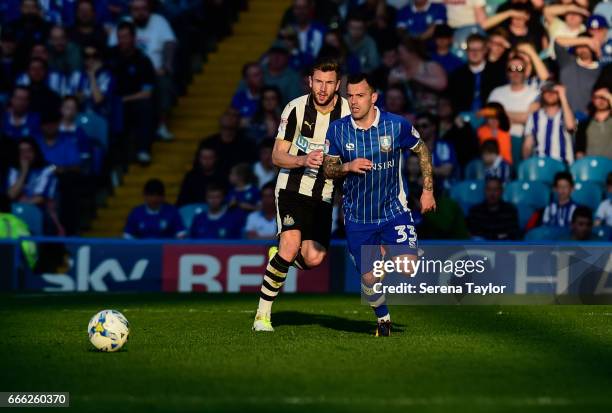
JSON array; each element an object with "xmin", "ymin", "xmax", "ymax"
[{"xmin": 326, "ymin": 108, "xmax": 421, "ymax": 225}]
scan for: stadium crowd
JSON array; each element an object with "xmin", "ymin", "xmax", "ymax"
[
  {"xmin": 1, "ymin": 0, "xmax": 612, "ymax": 242},
  {"xmin": 0, "ymin": 0, "xmax": 243, "ymax": 236}
]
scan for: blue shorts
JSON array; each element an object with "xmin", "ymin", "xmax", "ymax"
[{"xmin": 345, "ymin": 212, "xmax": 419, "ymax": 276}]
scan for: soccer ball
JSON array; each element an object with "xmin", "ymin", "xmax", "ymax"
[{"xmin": 88, "ymin": 310, "xmax": 130, "ymax": 352}]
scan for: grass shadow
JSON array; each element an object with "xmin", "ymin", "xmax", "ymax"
[{"xmin": 272, "ymin": 310, "xmax": 405, "ymax": 334}]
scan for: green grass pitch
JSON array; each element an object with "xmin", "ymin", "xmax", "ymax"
[{"xmin": 1, "ymin": 293, "xmax": 612, "ymax": 413}]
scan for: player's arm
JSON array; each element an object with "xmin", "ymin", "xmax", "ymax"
[
  {"xmin": 272, "ymin": 139, "xmax": 323, "ymax": 169},
  {"xmin": 322, "ymin": 155, "xmax": 372, "ymax": 178},
  {"xmin": 411, "ymin": 140, "xmax": 436, "ymax": 213}
]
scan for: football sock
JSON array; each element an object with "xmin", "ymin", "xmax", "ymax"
[
  {"xmin": 257, "ymin": 253, "xmax": 291, "ymax": 315},
  {"xmin": 361, "ymin": 282, "xmax": 390, "ymax": 320},
  {"xmin": 293, "ymin": 250, "xmax": 310, "ymax": 270}
]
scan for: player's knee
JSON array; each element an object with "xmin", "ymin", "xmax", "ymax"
[
  {"xmin": 278, "ymin": 236, "xmax": 300, "ymax": 262},
  {"xmin": 303, "ymin": 250, "xmax": 326, "ymax": 267}
]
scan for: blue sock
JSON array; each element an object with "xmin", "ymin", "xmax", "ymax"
[{"xmin": 373, "ymin": 304, "xmax": 389, "ymax": 318}]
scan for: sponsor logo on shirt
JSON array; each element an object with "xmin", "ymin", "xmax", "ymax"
[{"xmin": 345, "ymin": 142, "xmax": 355, "ymax": 151}]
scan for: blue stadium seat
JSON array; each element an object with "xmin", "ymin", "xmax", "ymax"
[
  {"xmin": 179, "ymin": 204, "xmax": 207, "ymax": 229},
  {"xmin": 592, "ymin": 226, "xmax": 612, "ymax": 241},
  {"xmin": 517, "ymin": 156, "xmax": 567, "ymax": 186},
  {"xmin": 449, "ymin": 180, "xmax": 484, "ymax": 215},
  {"xmin": 570, "ymin": 156, "xmax": 612, "ymax": 188},
  {"xmin": 525, "ymin": 226, "xmax": 570, "ymax": 241},
  {"xmin": 11, "ymin": 203, "xmax": 43, "ymax": 235},
  {"xmin": 78, "ymin": 110, "xmax": 108, "ymax": 150},
  {"xmin": 503, "ymin": 181, "xmax": 550, "ymax": 209},
  {"xmin": 464, "ymin": 159, "xmax": 485, "ymax": 180},
  {"xmin": 516, "ymin": 204, "xmax": 536, "ymax": 230},
  {"xmin": 572, "ymin": 181, "xmax": 604, "ymax": 212}
]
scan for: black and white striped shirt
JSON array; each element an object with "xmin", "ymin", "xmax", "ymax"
[{"xmin": 275, "ymin": 93, "xmax": 350, "ymax": 203}]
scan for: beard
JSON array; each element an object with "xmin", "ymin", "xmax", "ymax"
[{"xmin": 311, "ymin": 91, "xmax": 335, "ymax": 108}]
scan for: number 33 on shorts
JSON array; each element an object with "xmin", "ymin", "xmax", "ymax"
[{"xmin": 395, "ymin": 225, "xmax": 417, "ymax": 247}]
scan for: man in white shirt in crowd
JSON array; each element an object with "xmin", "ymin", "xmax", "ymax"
[{"xmin": 488, "ymin": 55, "xmax": 539, "ymax": 138}]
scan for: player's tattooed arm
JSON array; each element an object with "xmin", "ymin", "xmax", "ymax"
[
  {"xmin": 323, "ymin": 156, "xmax": 373, "ymax": 178},
  {"xmin": 412, "ymin": 140, "xmax": 437, "ymax": 213},
  {"xmin": 412, "ymin": 140, "xmax": 434, "ymax": 192},
  {"xmin": 322, "ymin": 155, "xmax": 347, "ymax": 179}
]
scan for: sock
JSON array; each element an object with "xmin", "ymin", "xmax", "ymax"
[
  {"xmin": 361, "ymin": 282, "xmax": 390, "ymax": 322},
  {"xmin": 293, "ymin": 250, "xmax": 310, "ymax": 270},
  {"xmin": 257, "ymin": 253, "xmax": 291, "ymax": 315}
]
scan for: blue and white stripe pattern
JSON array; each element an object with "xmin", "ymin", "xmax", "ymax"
[
  {"xmin": 326, "ymin": 108, "xmax": 421, "ymax": 225},
  {"xmin": 542, "ymin": 200, "xmax": 578, "ymax": 228},
  {"xmin": 525, "ymin": 109, "xmax": 574, "ymax": 164}
]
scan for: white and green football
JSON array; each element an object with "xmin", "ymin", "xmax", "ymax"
[{"xmin": 88, "ymin": 310, "xmax": 130, "ymax": 352}]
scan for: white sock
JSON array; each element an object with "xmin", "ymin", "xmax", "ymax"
[
  {"xmin": 257, "ymin": 298, "xmax": 272, "ymax": 316},
  {"xmin": 377, "ymin": 314, "xmax": 391, "ymax": 323}
]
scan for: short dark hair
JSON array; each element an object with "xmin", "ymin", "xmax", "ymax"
[
  {"xmin": 311, "ymin": 58, "xmax": 341, "ymax": 78},
  {"xmin": 231, "ymin": 163, "xmax": 256, "ymax": 185},
  {"xmin": 347, "ymin": 73, "xmax": 375, "ymax": 92},
  {"xmin": 572, "ymin": 206, "xmax": 593, "ymax": 224},
  {"xmin": 553, "ymin": 171, "xmax": 574, "ymax": 187},
  {"xmin": 481, "ymin": 140, "xmax": 500, "ymax": 154},
  {"xmin": 117, "ymin": 21, "xmax": 136, "ymax": 36},
  {"xmin": 485, "ymin": 176, "xmax": 503, "ymax": 187},
  {"xmin": 143, "ymin": 179, "xmax": 165, "ymax": 196},
  {"xmin": 206, "ymin": 181, "xmax": 227, "ymax": 195},
  {"xmin": 241, "ymin": 61, "xmax": 261, "ymax": 78},
  {"xmin": 467, "ymin": 33, "xmax": 487, "ymax": 46}
]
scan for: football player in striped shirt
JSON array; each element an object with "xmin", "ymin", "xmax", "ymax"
[
  {"xmin": 252, "ymin": 60, "xmax": 351, "ymax": 332},
  {"xmin": 322, "ymin": 73, "xmax": 436, "ymax": 336}
]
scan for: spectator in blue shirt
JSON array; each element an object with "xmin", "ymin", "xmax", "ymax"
[
  {"xmin": 430, "ymin": 24, "xmax": 464, "ymax": 75},
  {"xmin": 190, "ymin": 182, "xmax": 247, "ymax": 239},
  {"xmin": 415, "ymin": 112, "xmax": 458, "ymax": 190},
  {"xmin": 0, "ymin": 29, "xmax": 19, "ymax": 104},
  {"xmin": 6, "ymin": 137, "xmax": 63, "ymax": 235},
  {"xmin": 480, "ymin": 140, "xmax": 511, "ymax": 183},
  {"xmin": 282, "ymin": 0, "xmax": 327, "ymax": 67},
  {"xmin": 228, "ymin": 163, "xmax": 260, "ymax": 213},
  {"xmin": 542, "ymin": 172, "xmax": 579, "ymax": 229},
  {"xmin": 72, "ymin": 44, "xmax": 114, "ymax": 118},
  {"xmin": 231, "ymin": 62, "xmax": 264, "ymax": 126},
  {"xmin": 124, "ymin": 178, "xmax": 186, "ymax": 239},
  {"xmin": 58, "ymin": 96, "xmax": 93, "ymax": 170},
  {"xmin": 396, "ymin": 0, "xmax": 447, "ymax": 39},
  {"xmin": 38, "ymin": 109, "xmax": 81, "ymax": 171},
  {"xmin": 1, "ymin": 87, "xmax": 42, "ymax": 140}
]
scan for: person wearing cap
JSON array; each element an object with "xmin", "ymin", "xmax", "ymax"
[
  {"xmin": 523, "ymin": 82, "xmax": 576, "ymax": 164},
  {"xmin": 586, "ymin": 15, "xmax": 612, "ymax": 66},
  {"xmin": 430, "ymin": 24, "xmax": 464, "ymax": 75},
  {"xmin": 396, "ymin": 0, "xmax": 448, "ymax": 39},
  {"xmin": 262, "ymin": 41, "xmax": 302, "ymax": 105},
  {"xmin": 555, "ymin": 31, "xmax": 603, "ymax": 117}
]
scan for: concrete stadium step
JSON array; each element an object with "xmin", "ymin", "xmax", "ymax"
[{"xmin": 85, "ymin": 0, "xmax": 291, "ymax": 237}]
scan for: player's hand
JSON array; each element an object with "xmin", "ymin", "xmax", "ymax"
[
  {"xmin": 420, "ymin": 190, "xmax": 436, "ymax": 214},
  {"xmin": 304, "ymin": 149, "xmax": 324, "ymax": 168},
  {"xmin": 347, "ymin": 158, "xmax": 372, "ymax": 174}
]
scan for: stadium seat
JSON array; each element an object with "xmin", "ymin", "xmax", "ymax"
[
  {"xmin": 517, "ymin": 156, "xmax": 567, "ymax": 186},
  {"xmin": 572, "ymin": 181, "xmax": 604, "ymax": 212},
  {"xmin": 449, "ymin": 180, "xmax": 484, "ymax": 215},
  {"xmin": 511, "ymin": 135, "xmax": 522, "ymax": 166},
  {"xmin": 503, "ymin": 181, "xmax": 550, "ymax": 209},
  {"xmin": 78, "ymin": 110, "xmax": 109, "ymax": 150},
  {"xmin": 570, "ymin": 156, "xmax": 612, "ymax": 188},
  {"xmin": 11, "ymin": 203, "xmax": 43, "ymax": 235},
  {"xmin": 592, "ymin": 226, "xmax": 612, "ymax": 241},
  {"xmin": 464, "ymin": 159, "xmax": 485, "ymax": 180},
  {"xmin": 516, "ymin": 204, "xmax": 536, "ymax": 230},
  {"xmin": 179, "ymin": 204, "xmax": 207, "ymax": 229},
  {"xmin": 525, "ymin": 226, "xmax": 570, "ymax": 241}
]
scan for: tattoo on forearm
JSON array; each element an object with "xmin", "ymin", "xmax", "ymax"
[
  {"xmin": 413, "ymin": 141, "xmax": 434, "ymax": 192},
  {"xmin": 322, "ymin": 156, "xmax": 345, "ymax": 179}
]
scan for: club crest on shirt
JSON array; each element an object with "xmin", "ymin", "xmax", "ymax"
[
  {"xmin": 283, "ymin": 214, "xmax": 295, "ymax": 227},
  {"xmin": 379, "ymin": 135, "xmax": 392, "ymax": 152}
]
